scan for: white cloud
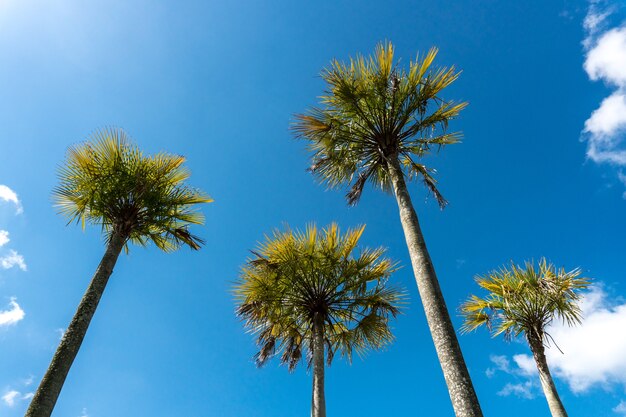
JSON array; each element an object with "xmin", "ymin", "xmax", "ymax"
[
  {"xmin": 0, "ymin": 297, "xmax": 25, "ymax": 327},
  {"xmin": 585, "ymin": 27, "xmax": 626, "ymax": 87},
  {"xmin": 79, "ymin": 407, "xmax": 89, "ymax": 417},
  {"xmin": 581, "ymin": 3, "xmax": 626, "ymax": 192},
  {"xmin": 56, "ymin": 328, "xmax": 66, "ymax": 340},
  {"xmin": 543, "ymin": 286, "xmax": 626, "ymax": 392},
  {"xmin": 0, "ymin": 230, "xmax": 8, "ymax": 247},
  {"xmin": 498, "ymin": 381, "xmax": 535, "ymax": 399},
  {"xmin": 0, "ymin": 250, "xmax": 27, "ymax": 271},
  {"xmin": 2, "ymin": 389, "xmax": 34, "ymax": 407},
  {"xmin": 1, "ymin": 376, "xmax": 36, "ymax": 408},
  {"xmin": 614, "ymin": 400, "xmax": 626, "ymax": 416},
  {"xmin": 584, "ymin": 92, "xmax": 626, "ymax": 145},
  {"xmin": 486, "ymin": 355, "xmax": 512, "ymax": 377},
  {"xmin": 512, "ymin": 353, "xmax": 537, "ymax": 376},
  {"xmin": 487, "ymin": 353, "xmax": 537, "ymax": 378},
  {"xmin": 2, "ymin": 390, "xmax": 19, "ymax": 407},
  {"xmin": 0, "ymin": 185, "xmax": 22, "ymax": 214},
  {"xmin": 22, "ymin": 375, "xmax": 33, "ymax": 387},
  {"xmin": 485, "ymin": 353, "xmax": 540, "ymax": 397},
  {"xmin": 584, "ymin": 6, "xmax": 612, "ymax": 36}
]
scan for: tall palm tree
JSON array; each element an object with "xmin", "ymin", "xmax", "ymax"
[
  {"xmin": 293, "ymin": 42, "xmax": 481, "ymax": 416},
  {"xmin": 234, "ymin": 223, "xmax": 403, "ymax": 417},
  {"xmin": 460, "ymin": 259, "xmax": 590, "ymax": 417},
  {"xmin": 26, "ymin": 128, "xmax": 212, "ymax": 417}
]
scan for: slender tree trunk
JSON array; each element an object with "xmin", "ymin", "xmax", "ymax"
[
  {"xmin": 311, "ymin": 313, "xmax": 326, "ymax": 417},
  {"xmin": 386, "ymin": 157, "xmax": 483, "ymax": 417},
  {"xmin": 529, "ymin": 338, "xmax": 568, "ymax": 417},
  {"xmin": 26, "ymin": 231, "xmax": 127, "ymax": 417}
]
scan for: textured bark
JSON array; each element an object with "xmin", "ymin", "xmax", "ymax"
[
  {"xmin": 529, "ymin": 338, "xmax": 568, "ymax": 417},
  {"xmin": 311, "ymin": 313, "xmax": 326, "ymax": 417},
  {"xmin": 386, "ymin": 157, "xmax": 483, "ymax": 417},
  {"xmin": 25, "ymin": 231, "xmax": 126, "ymax": 417}
]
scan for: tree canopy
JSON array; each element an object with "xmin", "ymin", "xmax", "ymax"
[
  {"xmin": 461, "ymin": 258, "xmax": 590, "ymax": 344},
  {"xmin": 235, "ymin": 223, "xmax": 404, "ymax": 369},
  {"xmin": 53, "ymin": 128, "xmax": 212, "ymax": 251},
  {"xmin": 293, "ymin": 41, "xmax": 467, "ymax": 206}
]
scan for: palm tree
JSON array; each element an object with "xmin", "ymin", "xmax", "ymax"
[
  {"xmin": 234, "ymin": 223, "xmax": 403, "ymax": 417},
  {"xmin": 293, "ymin": 42, "xmax": 481, "ymax": 416},
  {"xmin": 26, "ymin": 128, "xmax": 212, "ymax": 417},
  {"xmin": 460, "ymin": 259, "xmax": 590, "ymax": 417}
]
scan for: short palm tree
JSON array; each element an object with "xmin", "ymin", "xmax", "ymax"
[
  {"xmin": 461, "ymin": 259, "xmax": 590, "ymax": 417},
  {"xmin": 26, "ymin": 128, "xmax": 212, "ymax": 417},
  {"xmin": 235, "ymin": 223, "xmax": 403, "ymax": 417},
  {"xmin": 293, "ymin": 42, "xmax": 481, "ymax": 416}
]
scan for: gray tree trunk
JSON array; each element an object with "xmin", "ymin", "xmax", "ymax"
[
  {"xmin": 311, "ymin": 313, "xmax": 326, "ymax": 417},
  {"xmin": 25, "ymin": 231, "xmax": 126, "ymax": 417},
  {"xmin": 530, "ymin": 339, "xmax": 568, "ymax": 417},
  {"xmin": 387, "ymin": 157, "xmax": 483, "ymax": 417}
]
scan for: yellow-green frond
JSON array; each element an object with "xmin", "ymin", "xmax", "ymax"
[
  {"xmin": 461, "ymin": 259, "xmax": 591, "ymax": 347},
  {"xmin": 293, "ymin": 41, "xmax": 466, "ymax": 207},
  {"xmin": 53, "ymin": 127, "xmax": 212, "ymax": 252},
  {"xmin": 234, "ymin": 222, "xmax": 405, "ymax": 370}
]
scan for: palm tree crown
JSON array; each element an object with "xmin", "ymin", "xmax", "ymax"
[
  {"xmin": 53, "ymin": 128, "xmax": 212, "ymax": 250},
  {"xmin": 461, "ymin": 259, "xmax": 590, "ymax": 417},
  {"xmin": 235, "ymin": 223, "xmax": 404, "ymax": 369},
  {"xmin": 461, "ymin": 258, "xmax": 590, "ymax": 345},
  {"xmin": 293, "ymin": 41, "xmax": 467, "ymax": 206}
]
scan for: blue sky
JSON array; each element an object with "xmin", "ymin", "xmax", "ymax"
[{"xmin": 1, "ymin": 0, "xmax": 626, "ymax": 416}]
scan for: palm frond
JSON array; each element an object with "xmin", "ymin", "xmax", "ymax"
[
  {"xmin": 461, "ymin": 259, "xmax": 591, "ymax": 348},
  {"xmin": 293, "ymin": 41, "xmax": 466, "ymax": 207},
  {"xmin": 234, "ymin": 223, "xmax": 404, "ymax": 370},
  {"xmin": 53, "ymin": 128, "xmax": 212, "ymax": 251}
]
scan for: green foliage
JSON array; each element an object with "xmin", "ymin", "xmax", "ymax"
[
  {"xmin": 53, "ymin": 128, "xmax": 212, "ymax": 251},
  {"xmin": 461, "ymin": 259, "xmax": 590, "ymax": 345},
  {"xmin": 293, "ymin": 41, "xmax": 467, "ymax": 206},
  {"xmin": 235, "ymin": 223, "xmax": 404, "ymax": 370}
]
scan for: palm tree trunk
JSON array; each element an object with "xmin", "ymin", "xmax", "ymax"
[
  {"xmin": 386, "ymin": 157, "xmax": 483, "ymax": 417},
  {"xmin": 25, "ymin": 231, "xmax": 126, "ymax": 417},
  {"xmin": 529, "ymin": 339, "xmax": 568, "ymax": 417},
  {"xmin": 311, "ymin": 313, "xmax": 326, "ymax": 417}
]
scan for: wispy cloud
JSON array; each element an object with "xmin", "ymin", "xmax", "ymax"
[
  {"xmin": 614, "ymin": 400, "xmax": 626, "ymax": 416},
  {"xmin": 2, "ymin": 389, "xmax": 33, "ymax": 407},
  {"xmin": 485, "ymin": 354, "xmax": 540, "ymax": 398},
  {"xmin": 2, "ymin": 375, "xmax": 36, "ymax": 408},
  {"xmin": 583, "ymin": 3, "xmax": 613, "ymax": 38},
  {"xmin": 0, "ymin": 250, "xmax": 27, "ymax": 271},
  {"xmin": 619, "ymin": 172, "xmax": 626, "ymax": 198},
  {"xmin": 486, "ymin": 354, "xmax": 512, "ymax": 377},
  {"xmin": 79, "ymin": 407, "xmax": 89, "ymax": 417},
  {"xmin": 0, "ymin": 297, "xmax": 25, "ymax": 327},
  {"xmin": 56, "ymin": 328, "xmax": 66, "ymax": 340},
  {"xmin": 0, "ymin": 230, "xmax": 8, "ymax": 247},
  {"xmin": 0, "ymin": 186, "xmax": 27, "ymax": 272},
  {"xmin": 498, "ymin": 381, "xmax": 535, "ymax": 399},
  {"xmin": 2, "ymin": 390, "xmax": 20, "ymax": 407},
  {"xmin": 0, "ymin": 185, "xmax": 23, "ymax": 214},
  {"xmin": 581, "ymin": 2, "xmax": 626, "ymax": 194},
  {"xmin": 511, "ymin": 354, "xmax": 537, "ymax": 376},
  {"xmin": 486, "ymin": 353, "xmax": 537, "ymax": 378},
  {"xmin": 22, "ymin": 375, "xmax": 34, "ymax": 387}
]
